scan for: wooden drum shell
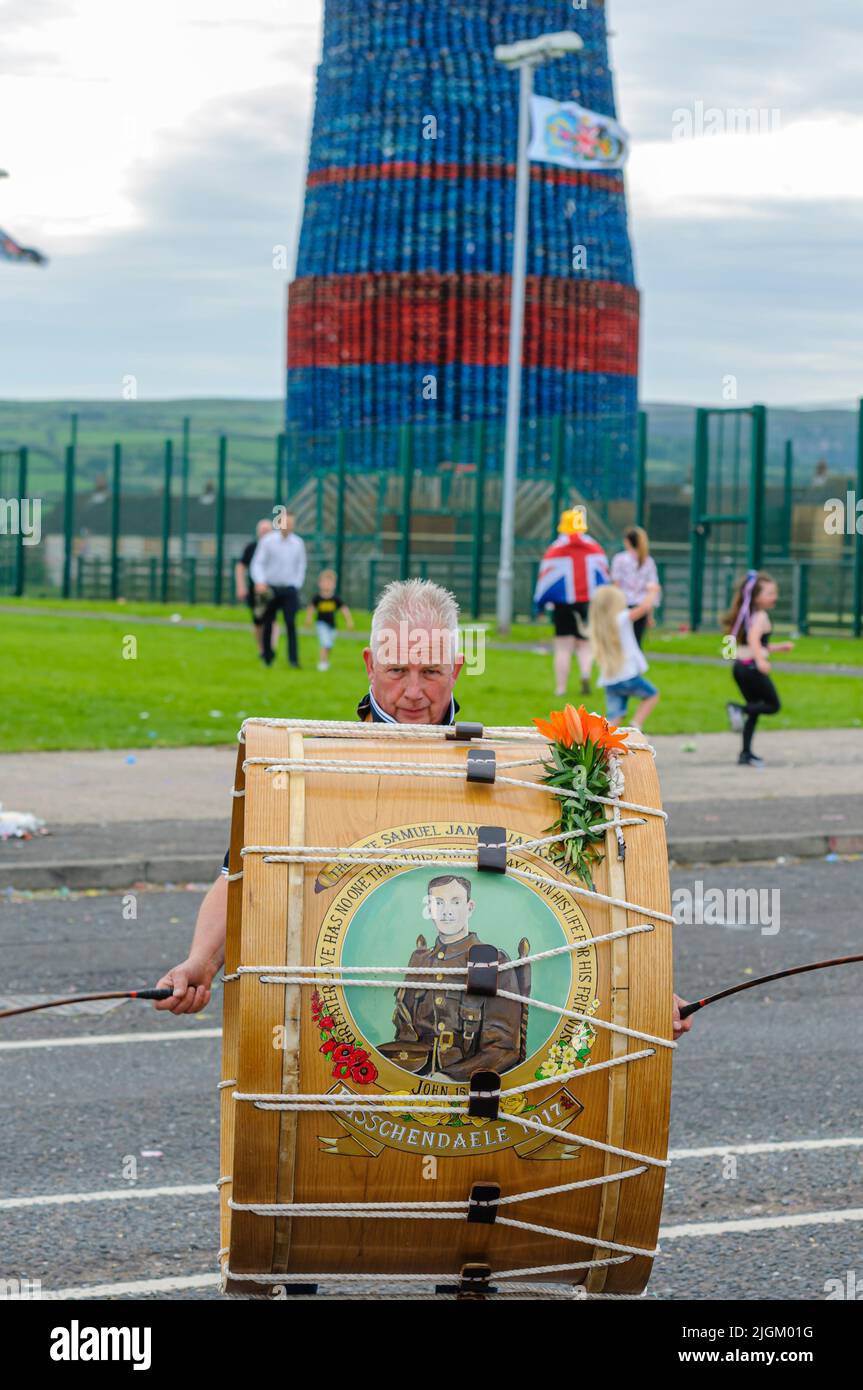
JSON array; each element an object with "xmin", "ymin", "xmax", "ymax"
[{"xmin": 219, "ymin": 726, "xmax": 673, "ymax": 1296}]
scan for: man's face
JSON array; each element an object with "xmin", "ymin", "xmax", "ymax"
[
  {"xmin": 278, "ymin": 512, "xmax": 295, "ymax": 536},
  {"xmin": 427, "ymin": 881, "xmax": 474, "ymax": 940},
  {"xmin": 364, "ymin": 623, "xmax": 463, "ymax": 724}
]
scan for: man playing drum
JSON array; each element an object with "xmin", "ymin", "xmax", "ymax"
[{"xmin": 154, "ymin": 578, "xmax": 692, "ymax": 1036}]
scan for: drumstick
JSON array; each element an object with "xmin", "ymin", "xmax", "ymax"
[
  {"xmin": 679, "ymin": 954, "xmax": 863, "ymax": 1019},
  {"xmin": 0, "ymin": 988, "xmax": 173, "ymax": 1021}
]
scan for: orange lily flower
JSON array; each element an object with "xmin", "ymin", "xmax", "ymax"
[
  {"xmin": 534, "ymin": 704, "xmax": 629, "ymax": 753},
  {"xmin": 564, "ymin": 704, "xmax": 584, "ymax": 745},
  {"xmin": 577, "ymin": 705, "xmax": 629, "ymax": 752},
  {"xmin": 533, "ymin": 708, "xmax": 572, "ymax": 745}
]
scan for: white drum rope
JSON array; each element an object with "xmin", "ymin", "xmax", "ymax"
[
  {"xmin": 240, "ymin": 718, "xmax": 542, "ymax": 743},
  {"xmin": 252, "ymin": 973, "xmax": 674, "ymax": 1051},
  {"xmin": 248, "ymin": 849, "xmax": 675, "ymax": 924},
  {"xmin": 221, "ymin": 1255, "xmax": 633, "ymax": 1286},
  {"xmin": 234, "ymin": 1091, "xmax": 667, "ymax": 1168},
  {"xmin": 226, "ymin": 1198, "xmax": 656, "ymax": 1258},
  {"xmin": 230, "ymin": 923, "xmax": 654, "ymax": 980},
  {"xmin": 231, "ymin": 1048, "xmax": 655, "ymax": 1109},
  {"xmin": 242, "ymin": 756, "xmax": 667, "ymax": 821},
  {"xmin": 242, "ymin": 818, "xmax": 646, "ymax": 859},
  {"xmin": 225, "ymin": 1169, "xmax": 645, "ymax": 1216}
]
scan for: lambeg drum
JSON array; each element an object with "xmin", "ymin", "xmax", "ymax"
[{"xmin": 219, "ymin": 718, "xmax": 674, "ymax": 1298}]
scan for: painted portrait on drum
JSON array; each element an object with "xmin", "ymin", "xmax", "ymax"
[
  {"xmin": 374, "ymin": 871, "xmax": 529, "ymax": 1082},
  {"xmin": 311, "ymin": 823, "xmax": 601, "ymax": 1112}
]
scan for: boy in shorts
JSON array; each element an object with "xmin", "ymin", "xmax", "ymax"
[{"xmin": 305, "ymin": 569, "xmax": 354, "ymax": 671}]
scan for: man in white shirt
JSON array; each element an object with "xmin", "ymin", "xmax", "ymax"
[{"xmin": 250, "ymin": 509, "xmax": 306, "ymax": 667}]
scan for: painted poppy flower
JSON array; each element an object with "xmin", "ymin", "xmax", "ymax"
[
  {"xmin": 332, "ymin": 1061, "xmax": 353, "ymax": 1081},
  {"xmin": 350, "ymin": 1060, "xmax": 378, "ymax": 1085},
  {"xmin": 331, "ymin": 1043, "xmax": 356, "ymax": 1064}
]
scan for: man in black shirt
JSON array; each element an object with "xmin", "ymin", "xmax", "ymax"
[{"xmin": 234, "ymin": 519, "xmax": 276, "ymax": 659}]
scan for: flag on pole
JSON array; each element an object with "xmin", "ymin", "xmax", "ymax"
[
  {"xmin": 534, "ymin": 532, "xmax": 610, "ymax": 609},
  {"xmin": 0, "ymin": 228, "xmax": 48, "ymax": 265},
  {"xmin": 528, "ymin": 95, "xmax": 629, "ymax": 171}
]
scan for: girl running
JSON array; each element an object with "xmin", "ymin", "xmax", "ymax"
[
  {"xmin": 724, "ymin": 571, "xmax": 793, "ymax": 767},
  {"xmin": 589, "ymin": 582, "xmax": 661, "ymax": 730}
]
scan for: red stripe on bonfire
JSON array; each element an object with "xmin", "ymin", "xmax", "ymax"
[
  {"xmin": 305, "ymin": 161, "xmax": 624, "ymax": 195},
  {"xmin": 287, "ymin": 273, "xmax": 639, "ymax": 375}
]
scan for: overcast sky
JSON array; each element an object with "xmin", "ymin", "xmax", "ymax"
[{"xmin": 1, "ymin": 0, "xmax": 861, "ymax": 405}]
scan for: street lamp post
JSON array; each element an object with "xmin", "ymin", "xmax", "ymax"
[{"xmin": 494, "ymin": 31, "xmax": 583, "ymax": 635}]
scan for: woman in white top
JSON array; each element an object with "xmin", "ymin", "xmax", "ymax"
[
  {"xmin": 589, "ymin": 582, "xmax": 661, "ymax": 730},
  {"xmin": 611, "ymin": 527, "xmax": 660, "ymax": 648}
]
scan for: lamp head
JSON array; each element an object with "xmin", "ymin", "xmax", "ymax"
[{"xmin": 494, "ymin": 31, "xmax": 584, "ymax": 68}]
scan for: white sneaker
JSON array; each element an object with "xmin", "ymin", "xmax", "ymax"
[
  {"xmin": 317, "ymin": 661, "xmax": 329, "ymax": 672},
  {"xmin": 726, "ymin": 702, "xmax": 745, "ymax": 733}
]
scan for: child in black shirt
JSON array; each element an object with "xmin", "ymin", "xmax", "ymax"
[{"xmin": 305, "ymin": 569, "xmax": 354, "ymax": 671}]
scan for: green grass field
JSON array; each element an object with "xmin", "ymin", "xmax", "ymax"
[
  {"xmin": 1, "ymin": 603, "xmax": 860, "ymax": 751},
  {"xmin": 3, "ymin": 597, "xmax": 862, "ymax": 666}
]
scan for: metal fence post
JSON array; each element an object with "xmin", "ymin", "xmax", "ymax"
[
  {"xmin": 399, "ymin": 424, "xmax": 413, "ymax": 580},
  {"xmin": 748, "ymin": 404, "xmax": 767, "ymax": 570},
  {"xmin": 160, "ymin": 438, "xmax": 173, "ymax": 604},
  {"xmin": 688, "ymin": 409, "xmax": 708, "ymax": 630},
  {"xmin": 368, "ymin": 557, "xmax": 377, "ymax": 612},
  {"xmin": 274, "ymin": 431, "xmax": 286, "ymax": 512},
  {"xmin": 110, "ymin": 443, "xmax": 122, "ymax": 601},
  {"xmin": 471, "ymin": 420, "xmax": 486, "ymax": 619},
  {"xmin": 62, "ymin": 443, "xmax": 76, "ymax": 600},
  {"xmin": 854, "ymin": 398, "xmax": 863, "ymax": 638},
  {"xmin": 214, "ymin": 434, "xmax": 227, "ymax": 604},
  {"xmin": 180, "ymin": 416, "xmax": 190, "ymax": 561},
  {"xmin": 798, "ymin": 561, "xmax": 810, "ymax": 636},
  {"xmin": 335, "ymin": 428, "xmax": 347, "ymax": 585},
  {"xmin": 14, "ymin": 447, "xmax": 28, "ymax": 597},
  {"xmin": 550, "ymin": 415, "xmax": 565, "ymax": 542},
  {"xmin": 783, "ymin": 439, "xmax": 794, "ymax": 560},
  {"xmin": 636, "ymin": 410, "xmax": 647, "ymax": 528}
]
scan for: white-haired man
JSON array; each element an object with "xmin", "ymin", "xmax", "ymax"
[
  {"xmin": 155, "ymin": 580, "xmax": 465, "ymax": 1015},
  {"xmin": 155, "ymin": 578, "xmax": 692, "ymax": 1036}
]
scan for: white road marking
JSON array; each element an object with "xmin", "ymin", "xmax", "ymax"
[
  {"xmin": 21, "ymin": 1274, "xmax": 221, "ymax": 1301},
  {"xmin": 12, "ymin": 1207, "xmax": 863, "ymax": 1300},
  {"xmin": 661, "ymin": 1208, "xmax": 863, "ymax": 1239},
  {"xmin": 0, "ymin": 1028, "xmax": 221, "ymax": 1051},
  {"xmin": 0, "ymin": 1183, "xmax": 215, "ymax": 1211},
  {"xmin": 3, "ymin": 1137, "xmax": 862, "ymax": 1213},
  {"xmin": 669, "ymin": 1137, "xmax": 863, "ymax": 1159}
]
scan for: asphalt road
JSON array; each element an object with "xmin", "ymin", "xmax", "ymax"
[{"xmin": 1, "ymin": 860, "xmax": 861, "ymax": 1302}]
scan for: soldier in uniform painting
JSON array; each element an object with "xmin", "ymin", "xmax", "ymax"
[{"xmin": 378, "ymin": 873, "xmax": 528, "ymax": 1081}]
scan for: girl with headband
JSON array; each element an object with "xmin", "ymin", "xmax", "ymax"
[{"xmin": 723, "ymin": 571, "xmax": 794, "ymax": 767}]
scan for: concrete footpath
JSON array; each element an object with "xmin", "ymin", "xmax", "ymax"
[{"xmin": 1, "ymin": 729, "xmax": 861, "ymax": 890}]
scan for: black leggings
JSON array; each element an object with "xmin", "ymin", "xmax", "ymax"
[{"xmin": 732, "ymin": 661, "xmax": 780, "ymax": 754}]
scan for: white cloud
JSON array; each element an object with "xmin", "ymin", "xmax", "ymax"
[
  {"xmin": 0, "ymin": 0, "xmax": 320, "ymax": 239},
  {"xmin": 630, "ymin": 117, "xmax": 863, "ymax": 219}
]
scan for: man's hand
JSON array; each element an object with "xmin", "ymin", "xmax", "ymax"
[
  {"xmin": 254, "ymin": 583, "xmax": 268, "ymax": 596},
  {"xmin": 673, "ymin": 993, "xmax": 693, "ymax": 1039},
  {"xmin": 154, "ymin": 957, "xmax": 217, "ymax": 1014}
]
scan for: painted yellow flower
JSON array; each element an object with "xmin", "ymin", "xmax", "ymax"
[
  {"xmin": 413, "ymin": 1106, "xmax": 444, "ymax": 1128},
  {"xmin": 501, "ymin": 1094, "xmax": 527, "ymax": 1116}
]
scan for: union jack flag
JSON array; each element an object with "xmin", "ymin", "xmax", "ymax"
[
  {"xmin": 533, "ymin": 533, "xmax": 610, "ymax": 610},
  {"xmin": 0, "ymin": 228, "xmax": 47, "ymax": 265}
]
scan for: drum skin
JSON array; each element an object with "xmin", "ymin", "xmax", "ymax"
[{"xmin": 219, "ymin": 725, "xmax": 673, "ymax": 1296}]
